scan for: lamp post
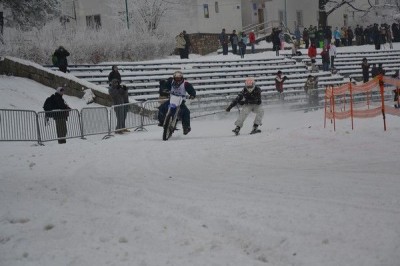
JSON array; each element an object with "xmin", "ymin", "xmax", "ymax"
[
  {"xmin": 125, "ymin": 0, "xmax": 130, "ymax": 29},
  {"xmin": 284, "ymin": 0, "xmax": 287, "ymax": 27}
]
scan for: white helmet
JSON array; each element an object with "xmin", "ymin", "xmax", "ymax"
[
  {"xmin": 245, "ymin": 78, "xmax": 255, "ymax": 92},
  {"xmin": 173, "ymin": 71, "xmax": 184, "ymax": 86}
]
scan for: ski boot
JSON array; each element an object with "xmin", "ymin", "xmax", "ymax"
[
  {"xmin": 250, "ymin": 124, "xmax": 261, "ymax": 134},
  {"xmin": 232, "ymin": 126, "xmax": 240, "ymax": 135}
]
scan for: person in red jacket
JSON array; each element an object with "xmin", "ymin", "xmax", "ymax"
[
  {"xmin": 308, "ymin": 43, "xmax": 318, "ymax": 72},
  {"xmin": 249, "ymin": 30, "xmax": 256, "ymax": 53}
]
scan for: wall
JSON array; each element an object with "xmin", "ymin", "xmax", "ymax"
[
  {"xmin": 0, "ymin": 57, "xmax": 113, "ymax": 107},
  {"xmin": 189, "ymin": 33, "xmax": 221, "ymax": 55}
]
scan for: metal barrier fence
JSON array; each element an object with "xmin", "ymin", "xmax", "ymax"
[
  {"xmin": 37, "ymin": 110, "xmax": 83, "ymax": 143},
  {"xmin": 109, "ymin": 103, "xmax": 143, "ymax": 133},
  {"xmin": 81, "ymin": 107, "xmax": 110, "ymax": 136},
  {"xmin": 0, "ymin": 98, "xmax": 233, "ymax": 144},
  {"xmin": 0, "ymin": 109, "xmax": 39, "ymax": 142}
]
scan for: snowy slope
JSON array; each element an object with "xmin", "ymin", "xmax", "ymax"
[{"xmin": 1, "ymin": 53, "xmax": 400, "ymax": 266}]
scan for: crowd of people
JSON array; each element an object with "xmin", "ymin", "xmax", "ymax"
[{"xmin": 301, "ymin": 22, "xmax": 400, "ymax": 50}]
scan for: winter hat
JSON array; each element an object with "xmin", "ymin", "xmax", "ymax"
[{"xmin": 56, "ymin": 87, "xmax": 65, "ymax": 94}]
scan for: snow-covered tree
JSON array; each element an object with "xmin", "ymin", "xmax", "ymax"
[
  {"xmin": 318, "ymin": 0, "xmax": 367, "ymax": 27},
  {"xmin": 2, "ymin": 0, "xmax": 61, "ymax": 30}
]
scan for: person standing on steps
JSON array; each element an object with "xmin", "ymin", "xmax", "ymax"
[
  {"xmin": 226, "ymin": 78, "xmax": 264, "ymax": 135},
  {"xmin": 361, "ymin": 57, "xmax": 370, "ymax": 83},
  {"xmin": 53, "ymin": 46, "xmax": 70, "ymax": 73}
]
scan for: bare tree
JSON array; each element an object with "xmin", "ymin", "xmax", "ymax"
[
  {"xmin": 130, "ymin": 0, "xmax": 183, "ymax": 33},
  {"xmin": 318, "ymin": 0, "xmax": 366, "ymax": 27}
]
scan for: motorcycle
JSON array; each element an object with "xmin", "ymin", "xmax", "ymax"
[{"xmin": 162, "ymin": 94, "xmax": 185, "ymax": 141}]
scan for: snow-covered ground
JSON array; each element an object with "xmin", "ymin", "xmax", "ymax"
[{"xmin": 1, "ymin": 45, "xmax": 400, "ymax": 266}]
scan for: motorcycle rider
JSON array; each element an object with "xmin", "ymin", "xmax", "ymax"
[
  {"xmin": 226, "ymin": 78, "xmax": 264, "ymax": 135},
  {"xmin": 158, "ymin": 71, "xmax": 196, "ymax": 135}
]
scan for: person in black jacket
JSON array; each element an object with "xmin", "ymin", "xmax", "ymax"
[
  {"xmin": 108, "ymin": 65, "xmax": 122, "ymax": 84},
  {"xmin": 53, "ymin": 46, "xmax": 70, "ymax": 73},
  {"xmin": 226, "ymin": 78, "xmax": 264, "ymax": 135},
  {"xmin": 47, "ymin": 87, "xmax": 71, "ymax": 144}
]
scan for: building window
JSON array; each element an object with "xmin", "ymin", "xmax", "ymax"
[
  {"xmin": 296, "ymin": 10, "xmax": 303, "ymax": 27},
  {"xmin": 215, "ymin": 2, "xmax": 219, "ymax": 13},
  {"xmin": 0, "ymin": 12, "xmax": 3, "ymax": 35},
  {"xmin": 204, "ymin": 4, "xmax": 209, "ymax": 18},
  {"xmin": 278, "ymin": 10, "xmax": 284, "ymax": 24},
  {"xmin": 86, "ymin": 15, "xmax": 101, "ymax": 29}
]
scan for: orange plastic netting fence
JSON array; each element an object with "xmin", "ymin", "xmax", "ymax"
[{"xmin": 324, "ymin": 75, "xmax": 400, "ymax": 131}]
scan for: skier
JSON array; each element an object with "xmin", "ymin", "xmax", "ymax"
[{"xmin": 225, "ymin": 78, "xmax": 264, "ymax": 135}]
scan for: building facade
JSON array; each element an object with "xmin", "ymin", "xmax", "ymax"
[
  {"xmin": 66, "ymin": 0, "xmax": 397, "ymax": 35},
  {"xmin": 61, "ymin": 0, "xmax": 267, "ymax": 35}
]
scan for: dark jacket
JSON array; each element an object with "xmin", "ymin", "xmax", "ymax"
[
  {"xmin": 54, "ymin": 47, "xmax": 70, "ymax": 68},
  {"xmin": 48, "ymin": 92, "xmax": 70, "ymax": 119},
  {"xmin": 229, "ymin": 86, "xmax": 262, "ymax": 109},
  {"xmin": 108, "ymin": 70, "xmax": 121, "ymax": 84}
]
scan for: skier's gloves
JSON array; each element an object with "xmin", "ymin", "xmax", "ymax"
[
  {"xmin": 189, "ymin": 95, "xmax": 195, "ymax": 100},
  {"xmin": 226, "ymin": 107, "xmax": 231, "ymax": 112}
]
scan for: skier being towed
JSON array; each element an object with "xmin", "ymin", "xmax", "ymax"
[{"xmin": 226, "ymin": 78, "xmax": 264, "ymax": 135}]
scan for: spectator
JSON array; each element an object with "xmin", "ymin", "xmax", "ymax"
[
  {"xmin": 53, "ymin": 46, "xmax": 70, "ymax": 73},
  {"xmin": 321, "ymin": 47, "xmax": 330, "ymax": 71},
  {"xmin": 303, "ymin": 28, "xmax": 310, "ymax": 49},
  {"xmin": 238, "ymin": 37, "xmax": 246, "ymax": 58},
  {"xmin": 347, "ymin": 26, "xmax": 354, "ymax": 46},
  {"xmin": 219, "ymin": 28, "xmax": 229, "ymax": 55},
  {"xmin": 275, "ymin": 70, "xmax": 288, "ymax": 100},
  {"xmin": 225, "ymin": 78, "xmax": 264, "ymax": 135},
  {"xmin": 46, "ymin": 86, "xmax": 71, "ymax": 144},
  {"xmin": 304, "ymin": 75, "xmax": 319, "ymax": 111},
  {"xmin": 371, "ymin": 63, "xmax": 379, "ymax": 78},
  {"xmin": 308, "ymin": 43, "xmax": 318, "ymax": 72},
  {"xmin": 377, "ymin": 63, "xmax": 386, "ymax": 76},
  {"xmin": 308, "ymin": 25, "xmax": 316, "ymax": 45},
  {"xmin": 340, "ymin": 26, "xmax": 347, "ymax": 46},
  {"xmin": 182, "ymin": 30, "xmax": 191, "ymax": 59},
  {"xmin": 392, "ymin": 23, "xmax": 400, "ymax": 42},
  {"xmin": 329, "ymin": 42, "xmax": 337, "ymax": 69},
  {"xmin": 361, "ymin": 58, "xmax": 370, "ymax": 83},
  {"xmin": 175, "ymin": 32, "xmax": 186, "ymax": 59},
  {"xmin": 373, "ymin": 24, "xmax": 381, "ymax": 50},
  {"xmin": 279, "ymin": 30, "xmax": 285, "ymax": 50},
  {"xmin": 109, "ymin": 79, "xmax": 129, "ymax": 133},
  {"xmin": 333, "ymin": 27, "xmax": 341, "ymax": 47},
  {"xmin": 392, "ymin": 70, "xmax": 400, "ymax": 108},
  {"xmin": 108, "ymin": 65, "xmax": 121, "ymax": 84},
  {"xmin": 294, "ymin": 26, "xmax": 301, "ymax": 44},
  {"xmin": 249, "ymin": 30, "xmax": 256, "ymax": 53},
  {"xmin": 272, "ymin": 28, "xmax": 281, "ymax": 56},
  {"xmin": 324, "ymin": 26, "xmax": 332, "ymax": 48},
  {"xmin": 355, "ymin": 25, "xmax": 363, "ymax": 45},
  {"xmin": 230, "ymin": 30, "xmax": 239, "ymax": 54},
  {"xmin": 386, "ymin": 27, "xmax": 393, "ymax": 49}
]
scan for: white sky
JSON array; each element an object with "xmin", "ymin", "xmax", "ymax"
[{"xmin": 1, "ymin": 44, "xmax": 400, "ymax": 266}]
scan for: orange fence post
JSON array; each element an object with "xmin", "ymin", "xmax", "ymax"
[
  {"xmin": 349, "ymin": 80, "xmax": 354, "ymax": 130},
  {"xmin": 324, "ymin": 86, "xmax": 327, "ymax": 128},
  {"xmin": 332, "ymin": 86, "xmax": 336, "ymax": 131},
  {"xmin": 379, "ymin": 75, "xmax": 386, "ymax": 131}
]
